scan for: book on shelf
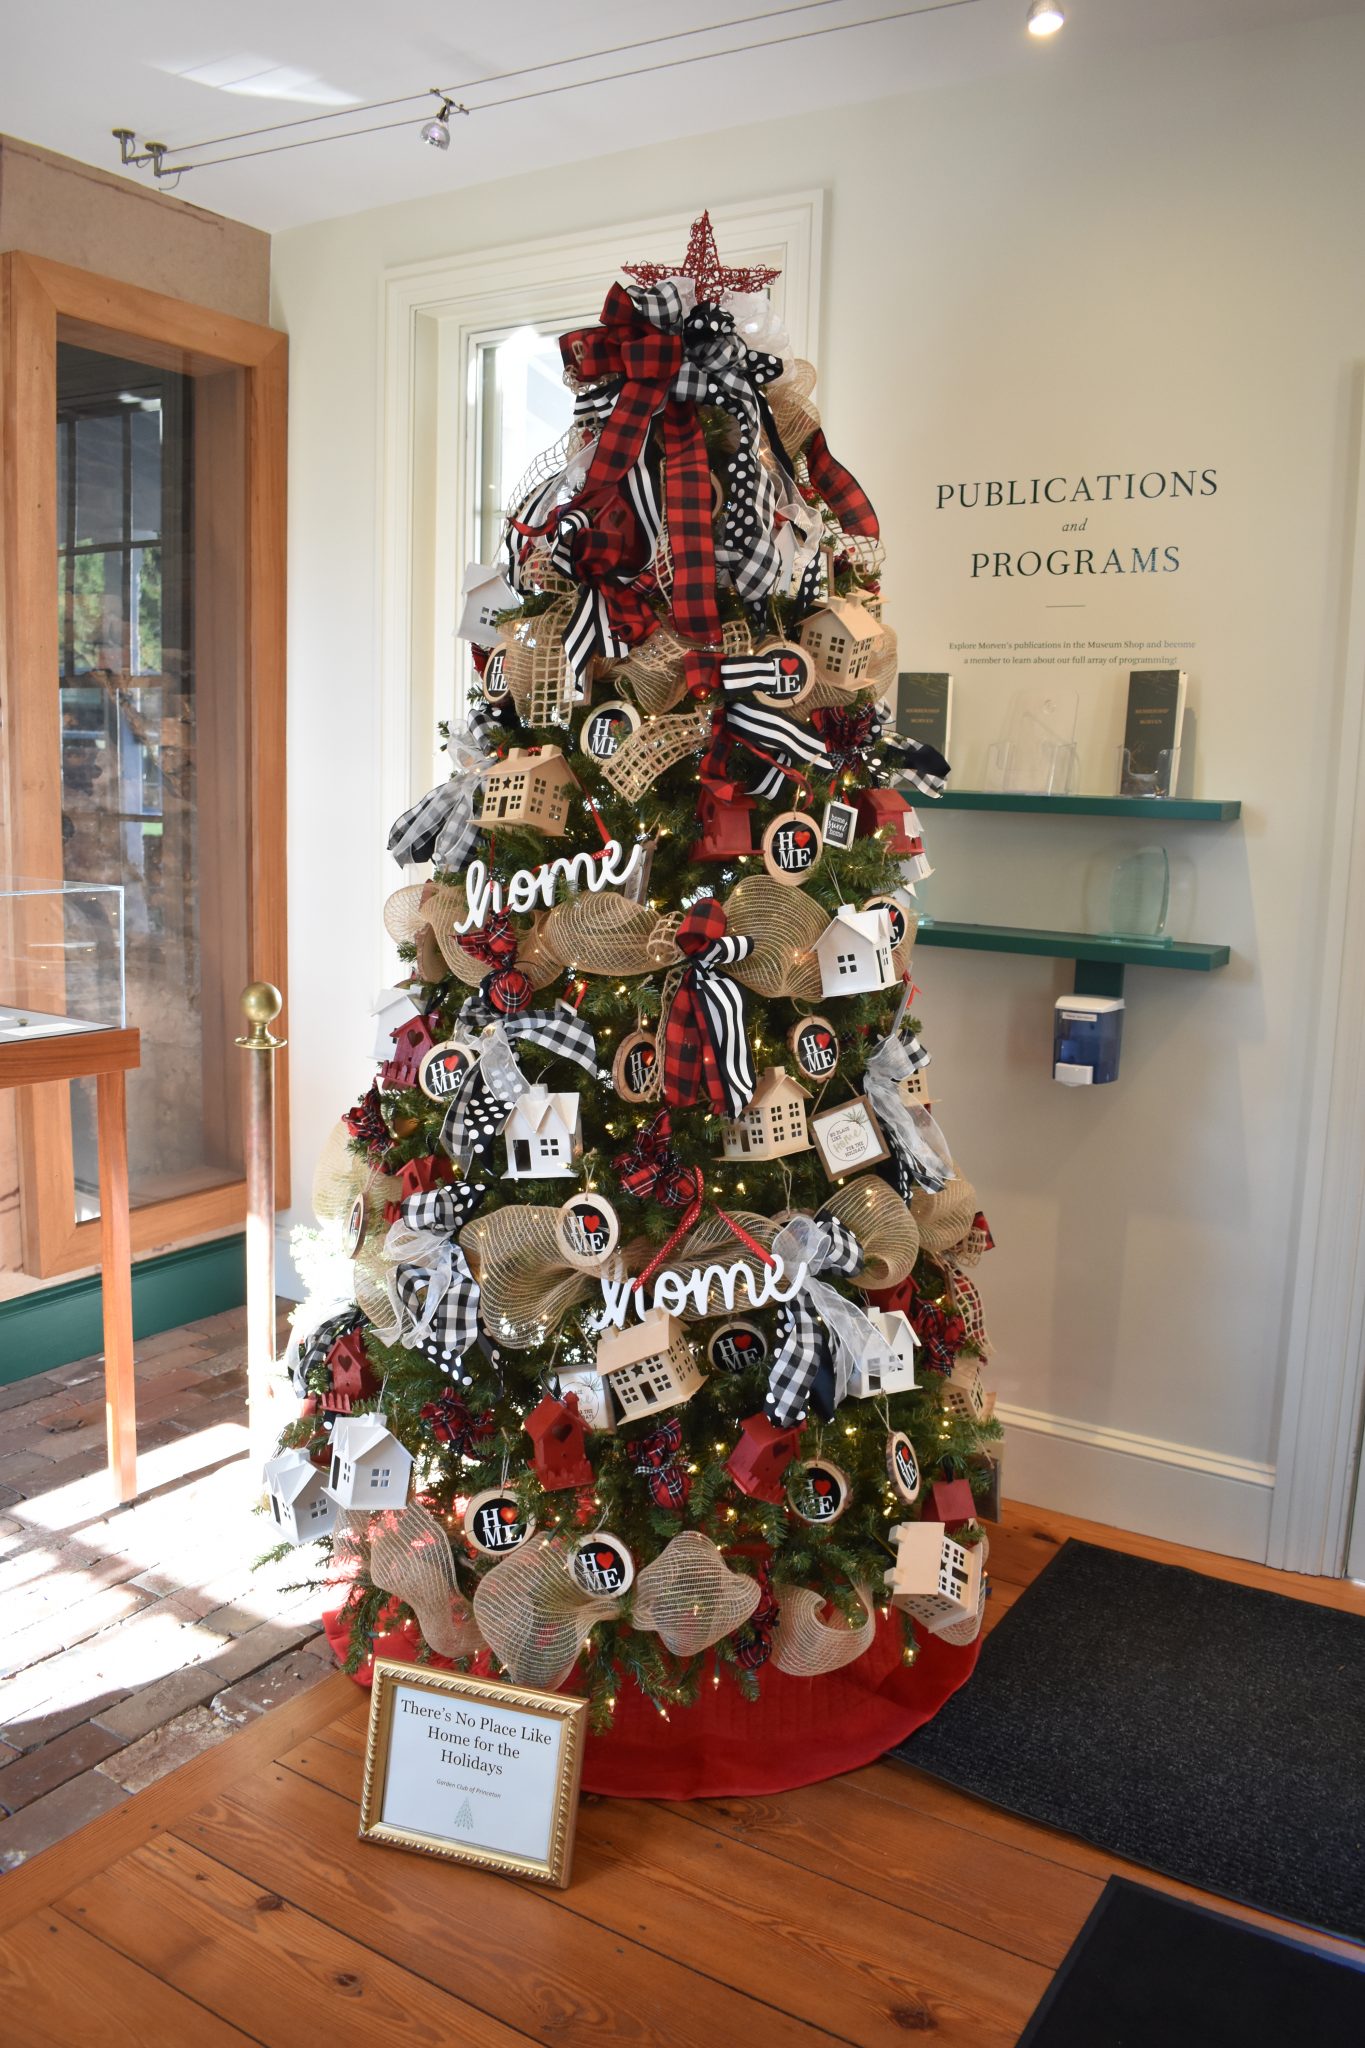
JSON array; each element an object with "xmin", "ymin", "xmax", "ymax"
[
  {"xmin": 1120, "ymin": 669, "xmax": 1186, "ymax": 794},
  {"xmin": 895, "ymin": 672, "xmax": 953, "ymax": 760}
]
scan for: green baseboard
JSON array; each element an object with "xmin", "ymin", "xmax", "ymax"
[{"xmin": 0, "ymin": 1233, "xmax": 246, "ymax": 1385}]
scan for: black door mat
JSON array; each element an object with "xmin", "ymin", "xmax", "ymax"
[
  {"xmin": 1016, "ymin": 1877, "xmax": 1365, "ymax": 2047},
  {"xmin": 895, "ymin": 1540, "xmax": 1365, "ymax": 1943}
]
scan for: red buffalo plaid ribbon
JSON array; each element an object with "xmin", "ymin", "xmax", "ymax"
[
  {"xmin": 805, "ymin": 426, "xmax": 880, "ymax": 539},
  {"xmin": 906, "ymin": 1281, "xmax": 968, "ymax": 1376},
  {"xmin": 419, "ymin": 1392, "xmax": 496, "ymax": 1458},
  {"xmin": 613, "ymin": 1110, "xmax": 705, "ymax": 1215},
  {"xmin": 559, "ymin": 281, "xmax": 720, "ymax": 643},
  {"xmin": 457, "ymin": 910, "xmax": 532, "ymax": 1017},
  {"xmin": 732, "ymin": 1565, "xmax": 779, "ymax": 1670},
  {"xmin": 811, "ymin": 703, "xmax": 885, "ymax": 777},
  {"xmin": 633, "ymin": 1416, "xmax": 691, "ymax": 1511},
  {"xmin": 662, "ymin": 899, "xmax": 756, "ymax": 1119}
]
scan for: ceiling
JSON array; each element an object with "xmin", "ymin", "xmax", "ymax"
[{"xmin": 2, "ymin": 0, "xmax": 1358, "ymax": 233}]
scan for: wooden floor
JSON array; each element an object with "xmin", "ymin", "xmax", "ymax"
[{"xmin": 1, "ymin": 1502, "xmax": 1361, "ymax": 2047}]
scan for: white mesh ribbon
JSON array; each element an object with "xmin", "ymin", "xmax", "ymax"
[
  {"xmin": 630, "ymin": 1531, "xmax": 762, "ymax": 1657},
  {"xmin": 764, "ymin": 1214, "xmax": 906, "ymax": 1426},
  {"xmin": 771, "ymin": 1581, "xmax": 877, "ymax": 1677},
  {"xmin": 472, "ymin": 1533, "xmax": 621, "ymax": 1689},
  {"xmin": 368, "ymin": 1501, "xmax": 484, "ymax": 1659},
  {"xmin": 864, "ymin": 1036, "xmax": 953, "ymax": 1195}
]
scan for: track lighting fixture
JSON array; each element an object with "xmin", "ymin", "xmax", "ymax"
[{"xmin": 419, "ymin": 97, "xmax": 461, "ymax": 150}]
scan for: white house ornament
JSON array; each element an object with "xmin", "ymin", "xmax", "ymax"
[
  {"xmin": 568, "ymin": 1531, "xmax": 636, "ymax": 1597},
  {"xmin": 810, "ymin": 1094, "xmax": 893, "ymax": 1181},
  {"xmin": 458, "ymin": 561, "xmax": 518, "ymax": 649},
  {"xmin": 847, "ymin": 1307, "xmax": 918, "ymax": 1397},
  {"xmin": 502, "ymin": 1085, "xmax": 582, "ymax": 1180},
  {"xmin": 325, "ymin": 1413, "xmax": 413, "ymax": 1509},
  {"xmin": 885, "ymin": 1430, "xmax": 923, "ymax": 1506},
  {"xmin": 883, "ymin": 1520, "xmax": 983, "ymax": 1634},
  {"xmin": 762, "ymin": 810, "xmax": 824, "ymax": 885},
  {"xmin": 814, "ymin": 905, "xmax": 897, "ymax": 998},
  {"xmin": 417, "ymin": 1037, "xmax": 479, "ymax": 1103},
  {"xmin": 463, "ymin": 1486, "xmax": 537, "ymax": 1556},
  {"xmin": 612, "ymin": 1030, "xmax": 659, "ymax": 1102},
  {"xmin": 707, "ymin": 1319, "xmax": 770, "ymax": 1375},
  {"xmin": 555, "ymin": 1191, "xmax": 621, "ymax": 1273},
  {"xmin": 264, "ymin": 1449, "xmax": 337, "ymax": 1545},
  {"xmin": 788, "ymin": 1015, "xmax": 840, "ymax": 1083},
  {"xmin": 787, "ymin": 1457, "xmax": 853, "ymax": 1524},
  {"xmin": 821, "ymin": 800, "xmax": 858, "ymax": 851},
  {"xmin": 861, "ymin": 892, "xmax": 911, "ymax": 951},
  {"xmin": 581, "ymin": 699, "xmax": 641, "ymax": 761}
]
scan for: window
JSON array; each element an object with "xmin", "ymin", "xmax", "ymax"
[
  {"xmin": 543, "ymin": 1136, "xmax": 561, "ymax": 1157},
  {"xmin": 837, "ymin": 951, "xmax": 858, "ymax": 975}
]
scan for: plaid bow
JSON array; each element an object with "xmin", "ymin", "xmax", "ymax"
[
  {"xmin": 633, "ymin": 1415, "xmax": 691, "ymax": 1510},
  {"xmin": 812, "ymin": 704, "xmax": 885, "ymax": 778},
  {"xmin": 662, "ymin": 899, "xmax": 756, "ymax": 1119},
  {"xmin": 906, "ymin": 1280, "xmax": 968, "ymax": 1376},
  {"xmin": 343, "ymin": 1083, "xmax": 390, "ymax": 1163},
  {"xmin": 292, "ymin": 1308, "xmax": 364, "ymax": 1400},
  {"xmin": 805, "ymin": 426, "xmax": 880, "ymax": 539},
  {"xmin": 765, "ymin": 1216, "xmax": 865, "ymax": 1428},
  {"xmin": 703, "ymin": 656, "xmax": 831, "ymax": 801},
  {"xmin": 612, "ymin": 1109, "xmax": 705, "ymax": 1214},
  {"xmin": 420, "ymin": 1390, "xmax": 496, "ymax": 1457},
  {"xmin": 732, "ymin": 1565, "xmax": 779, "ymax": 1670},
  {"xmin": 672, "ymin": 300, "xmax": 785, "ymax": 613},
  {"xmin": 458, "ymin": 912, "xmax": 532, "ymax": 1017},
  {"xmin": 391, "ymin": 1180, "xmax": 487, "ymax": 1373},
  {"xmin": 889, "ymin": 738, "xmax": 951, "ymax": 800}
]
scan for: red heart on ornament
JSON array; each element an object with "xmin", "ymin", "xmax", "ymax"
[
  {"xmin": 794, "ymin": 831, "xmax": 812, "ymax": 848},
  {"xmin": 498, "ymin": 1504, "xmax": 519, "ymax": 1523},
  {"xmin": 735, "ymin": 1333, "xmax": 752, "ymax": 1350},
  {"xmin": 814, "ymin": 1476, "xmax": 832, "ymax": 1496},
  {"xmin": 816, "ymin": 1032, "xmax": 831, "ymax": 1048},
  {"xmin": 779, "ymin": 656, "xmax": 801, "ymax": 675},
  {"xmin": 582, "ymin": 1213, "xmax": 602, "ymax": 1232},
  {"xmin": 594, "ymin": 1549, "xmax": 616, "ymax": 1571}
]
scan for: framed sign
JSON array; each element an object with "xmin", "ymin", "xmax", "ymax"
[{"xmin": 360, "ymin": 1661, "xmax": 586, "ymax": 1886}]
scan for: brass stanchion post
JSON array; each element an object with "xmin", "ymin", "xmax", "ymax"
[{"xmin": 238, "ymin": 982, "xmax": 286, "ymax": 1480}]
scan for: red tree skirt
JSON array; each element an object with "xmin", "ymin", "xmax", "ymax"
[{"xmin": 322, "ymin": 1606, "xmax": 981, "ymax": 1799}]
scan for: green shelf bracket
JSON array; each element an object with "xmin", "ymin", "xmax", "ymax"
[{"xmin": 1073, "ymin": 958, "xmax": 1126, "ymax": 999}]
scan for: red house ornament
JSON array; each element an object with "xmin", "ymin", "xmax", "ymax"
[
  {"xmin": 853, "ymin": 788, "xmax": 917, "ymax": 856},
  {"xmin": 322, "ymin": 1328, "xmax": 377, "ymax": 1415},
  {"xmin": 690, "ymin": 776, "xmax": 756, "ymax": 862},
  {"xmin": 725, "ymin": 1412, "xmax": 803, "ymax": 1503},
  {"xmin": 380, "ymin": 1013, "xmax": 439, "ymax": 1090},
  {"xmin": 928, "ymin": 1476, "xmax": 978, "ymax": 1530},
  {"xmin": 524, "ymin": 1391, "xmax": 595, "ymax": 1491},
  {"xmin": 383, "ymin": 1149, "xmax": 456, "ymax": 1222}
]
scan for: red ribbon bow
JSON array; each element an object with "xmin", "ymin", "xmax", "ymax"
[
  {"xmin": 419, "ymin": 1392, "xmax": 496, "ymax": 1458},
  {"xmin": 612, "ymin": 1109, "xmax": 705, "ymax": 1215},
  {"xmin": 457, "ymin": 912, "xmax": 532, "ymax": 1017},
  {"xmin": 811, "ymin": 704, "xmax": 879, "ymax": 774},
  {"xmin": 632, "ymin": 1415, "xmax": 691, "ymax": 1511}
]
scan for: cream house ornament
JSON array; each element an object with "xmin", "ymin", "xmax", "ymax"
[
  {"xmin": 502, "ymin": 1086, "xmax": 582, "ymax": 1181},
  {"xmin": 814, "ymin": 904, "xmax": 897, "ymax": 998},
  {"xmin": 883, "ymin": 1520, "xmax": 984, "ymax": 1634},
  {"xmin": 942, "ymin": 1356, "xmax": 994, "ymax": 1422},
  {"xmin": 595, "ymin": 1307, "xmax": 704, "ymax": 1421},
  {"xmin": 325, "ymin": 1413, "xmax": 413, "ymax": 1509},
  {"xmin": 721, "ymin": 1065, "xmax": 811, "ymax": 1161},
  {"xmin": 481, "ymin": 747, "xmax": 580, "ymax": 835},
  {"xmin": 797, "ymin": 597, "xmax": 885, "ymax": 684}
]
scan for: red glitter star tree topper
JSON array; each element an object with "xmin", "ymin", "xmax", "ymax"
[{"xmin": 624, "ymin": 209, "xmax": 781, "ymax": 302}]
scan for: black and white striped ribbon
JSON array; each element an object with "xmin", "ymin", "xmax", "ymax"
[{"xmin": 720, "ymin": 660, "xmax": 831, "ymax": 801}]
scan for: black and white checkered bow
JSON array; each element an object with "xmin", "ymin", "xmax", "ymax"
[
  {"xmin": 290, "ymin": 1308, "xmax": 362, "ymax": 1399},
  {"xmin": 391, "ymin": 1180, "xmax": 486, "ymax": 1377},
  {"xmin": 439, "ymin": 1001, "xmax": 598, "ymax": 1170},
  {"xmin": 387, "ymin": 730, "xmax": 499, "ymax": 871},
  {"xmin": 864, "ymin": 1032, "xmax": 949, "ymax": 1198},
  {"xmin": 889, "ymin": 739, "xmax": 951, "ymax": 800},
  {"xmin": 764, "ymin": 1216, "xmax": 864, "ymax": 1429}
]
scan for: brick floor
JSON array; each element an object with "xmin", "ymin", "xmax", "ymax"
[{"xmin": 0, "ymin": 1302, "xmax": 339, "ymax": 1871}]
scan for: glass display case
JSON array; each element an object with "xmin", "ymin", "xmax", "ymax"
[{"xmin": 0, "ymin": 876, "xmax": 126, "ymax": 1038}]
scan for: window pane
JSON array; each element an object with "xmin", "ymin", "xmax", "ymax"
[
  {"xmin": 474, "ymin": 327, "xmax": 575, "ymax": 568},
  {"xmin": 56, "ymin": 337, "xmax": 248, "ymax": 1220}
]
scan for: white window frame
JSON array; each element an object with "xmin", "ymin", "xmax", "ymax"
[{"xmin": 378, "ymin": 194, "xmax": 824, "ymax": 837}]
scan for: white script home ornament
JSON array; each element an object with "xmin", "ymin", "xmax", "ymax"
[
  {"xmin": 596, "ymin": 1251, "xmax": 809, "ymax": 1329},
  {"xmin": 455, "ymin": 838, "xmax": 644, "ymax": 933}
]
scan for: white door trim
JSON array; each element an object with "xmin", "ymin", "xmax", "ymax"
[
  {"xmin": 1268, "ymin": 365, "xmax": 1365, "ymax": 1576},
  {"xmin": 377, "ymin": 193, "xmax": 824, "ymax": 837}
]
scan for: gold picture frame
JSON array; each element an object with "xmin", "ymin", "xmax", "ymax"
[{"xmin": 359, "ymin": 1660, "xmax": 587, "ymax": 1888}]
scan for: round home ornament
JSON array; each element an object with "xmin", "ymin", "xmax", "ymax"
[
  {"xmin": 788, "ymin": 1015, "xmax": 841, "ymax": 1083},
  {"xmin": 707, "ymin": 1319, "xmax": 770, "ymax": 1375},
  {"xmin": 481, "ymin": 646, "xmax": 510, "ymax": 703},
  {"xmin": 417, "ymin": 1037, "xmax": 479, "ymax": 1103},
  {"xmin": 463, "ymin": 1487, "xmax": 536, "ymax": 1557},
  {"xmin": 762, "ymin": 810, "xmax": 824, "ymax": 886},
  {"xmin": 751, "ymin": 638, "xmax": 816, "ymax": 711},
  {"xmin": 342, "ymin": 1192, "xmax": 367, "ymax": 1256},
  {"xmin": 568, "ymin": 1530, "xmax": 636, "ymax": 1598},
  {"xmin": 581, "ymin": 699, "xmax": 642, "ymax": 761},
  {"xmin": 554, "ymin": 1192, "xmax": 621, "ymax": 1273},
  {"xmin": 886, "ymin": 1430, "xmax": 923, "ymax": 1506},
  {"xmin": 787, "ymin": 1457, "xmax": 853, "ymax": 1525},
  {"xmin": 861, "ymin": 893, "xmax": 910, "ymax": 950},
  {"xmin": 612, "ymin": 1029, "xmax": 659, "ymax": 1102}
]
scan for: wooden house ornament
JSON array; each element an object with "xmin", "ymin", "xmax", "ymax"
[
  {"xmin": 523, "ymin": 1392, "xmax": 594, "ymax": 1491},
  {"xmin": 847, "ymin": 1308, "xmax": 918, "ymax": 1398},
  {"xmin": 502, "ymin": 1085, "xmax": 581, "ymax": 1180},
  {"xmin": 264, "ymin": 1449, "xmax": 338, "ymax": 1545},
  {"xmin": 814, "ymin": 905, "xmax": 896, "ymax": 998},
  {"xmin": 721, "ymin": 1066, "xmax": 811, "ymax": 1161},
  {"xmin": 884, "ymin": 1520, "xmax": 984, "ymax": 1634},
  {"xmin": 595, "ymin": 1307, "xmax": 703, "ymax": 1421},
  {"xmin": 481, "ymin": 747, "xmax": 579, "ymax": 836},
  {"xmin": 325, "ymin": 1413, "xmax": 413, "ymax": 1509},
  {"xmin": 322, "ymin": 1327, "xmax": 377, "ymax": 1415},
  {"xmin": 691, "ymin": 777, "xmax": 756, "ymax": 862},
  {"xmin": 942, "ymin": 1356, "xmax": 994, "ymax": 1423},
  {"xmin": 797, "ymin": 598, "xmax": 885, "ymax": 685}
]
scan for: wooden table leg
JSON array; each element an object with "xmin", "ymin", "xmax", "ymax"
[{"xmin": 96, "ymin": 1067, "xmax": 137, "ymax": 1502}]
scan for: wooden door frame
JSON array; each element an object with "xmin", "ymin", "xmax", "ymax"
[{"xmin": 0, "ymin": 252, "xmax": 289, "ymax": 1275}]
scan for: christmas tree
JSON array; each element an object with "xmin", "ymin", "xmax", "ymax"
[{"xmin": 270, "ymin": 213, "xmax": 1001, "ymax": 1776}]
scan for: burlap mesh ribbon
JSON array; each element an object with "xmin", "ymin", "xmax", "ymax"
[
  {"xmin": 723, "ymin": 875, "xmax": 829, "ymax": 1001},
  {"xmin": 501, "ymin": 596, "xmax": 577, "ymax": 726},
  {"xmin": 368, "ymin": 1501, "xmax": 484, "ymax": 1658},
  {"xmin": 313, "ymin": 1122, "xmax": 402, "ymax": 1341},
  {"xmin": 911, "ymin": 1176, "xmax": 979, "ymax": 1253},
  {"xmin": 459, "ymin": 1205, "xmax": 602, "ymax": 1347},
  {"xmin": 771, "ymin": 1581, "xmax": 876, "ymax": 1676},
  {"xmin": 385, "ymin": 881, "xmax": 561, "ymax": 991},
  {"xmin": 603, "ymin": 707, "xmax": 712, "ymax": 801},
  {"xmin": 473, "ymin": 1533, "xmax": 621, "ymax": 1688},
  {"xmin": 767, "ymin": 359, "xmax": 821, "ymax": 455},
  {"xmin": 540, "ymin": 891, "xmax": 682, "ymax": 977},
  {"xmin": 609, "ymin": 617, "xmax": 755, "ymax": 718},
  {"xmin": 630, "ymin": 1531, "xmax": 762, "ymax": 1656},
  {"xmin": 820, "ymin": 1177, "xmax": 920, "ymax": 1290}
]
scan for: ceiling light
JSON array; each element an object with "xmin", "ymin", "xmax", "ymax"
[
  {"xmin": 1027, "ymin": 2, "xmax": 1065, "ymax": 33},
  {"xmin": 420, "ymin": 97, "xmax": 456, "ymax": 150}
]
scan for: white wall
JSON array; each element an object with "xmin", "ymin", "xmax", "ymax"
[{"xmin": 271, "ymin": 11, "xmax": 1365, "ymax": 1560}]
